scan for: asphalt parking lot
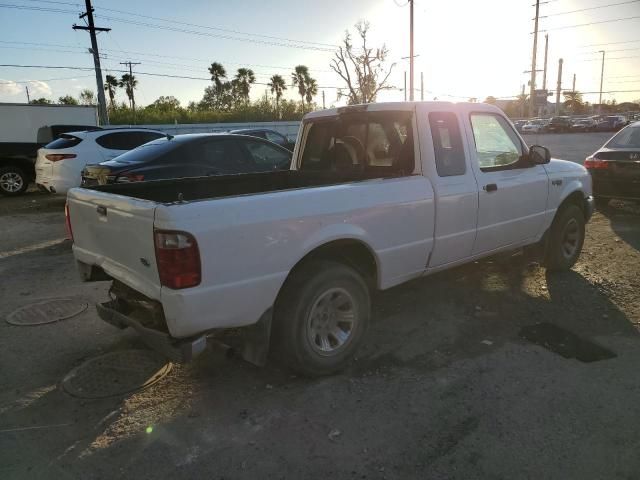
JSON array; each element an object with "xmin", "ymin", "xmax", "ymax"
[{"xmin": 1, "ymin": 132, "xmax": 639, "ymax": 480}]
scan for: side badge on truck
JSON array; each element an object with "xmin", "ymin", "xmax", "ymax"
[{"xmin": 140, "ymin": 258, "xmax": 150, "ymax": 267}]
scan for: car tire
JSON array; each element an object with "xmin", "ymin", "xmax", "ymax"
[
  {"xmin": 594, "ymin": 197, "xmax": 610, "ymax": 210},
  {"xmin": 272, "ymin": 260, "xmax": 371, "ymax": 376},
  {"xmin": 0, "ymin": 165, "xmax": 28, "ymax": 196},
  {"xmin": 544, "ymin": 204, "xmax": 586, "ymax": 272}
]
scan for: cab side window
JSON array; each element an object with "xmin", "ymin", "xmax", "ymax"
[
  {"xmin": 470, "ymin": 114, "xmax": 524, "ymax": 170},
  {"xmin": 429, "ymin": 112, "xmax": 466, "ymax": 176}
]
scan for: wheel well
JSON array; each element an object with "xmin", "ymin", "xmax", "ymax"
[
  {"xmin": 558, "ymin": 191, "xmax": 585, "ymax": 218},
  {"xmin": 289, "ymin": 239, "xmax": 379, "ymax": 289}
]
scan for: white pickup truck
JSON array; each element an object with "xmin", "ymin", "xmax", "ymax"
[{"xmin": 67, "ymin": 101, "xmax": 594, "ymax": 375}]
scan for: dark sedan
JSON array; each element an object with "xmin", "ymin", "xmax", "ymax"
[
  {"xmin": 81, "ymin": 133, "xmax": 292, "ymax": 186},
  {"xmin": 230, "ymin": 128, "xmax": 295, "ymax": 151},
  {"xmin": 546, "ymin": 116, "xmax": 572, "ymax": 133},
  {"xmin": 585, "ymin": 122, "xmax": 640, "ymax": 208}
]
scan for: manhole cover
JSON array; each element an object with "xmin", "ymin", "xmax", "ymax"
[
  {"xmin": 62, "ymin": 350, "xmax": 172, "ymax": 399},
  {"xmin": 520, "ymin": 323, "xmax": 617, "ymax": 363},
  {"xmin": 6, "ymin": 298, "xmax": 88, "ymax": 326}
]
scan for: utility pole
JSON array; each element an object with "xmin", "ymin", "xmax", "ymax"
[
  {"xmin": 555, "ymin": 58, "xmax": 563, "ymax": 116},
  {"xmin": 520, "ymin": 84, "xmax": 526, "ymax": 117},
  {"xmin": 25, "ymin": 85, "xmax": 30, "ymax": 103},
  {"xmin": 404, "ymin": 71, "xmax": 407, "ymax": 102},
  {"xmin": 598, "ymin": 50, "xmax": 605, "ymax": 114},
  {"xmin": 572, "ymin": 73, "xmax": 576, "ymax": 93},
  {"xmin": 420, "ymin": 72, "xmax": 424, "ymax": 101},
  {"xmin": 529, "ymin": 0, "xmax": 540, "ymax": 118},
  {"xmin": 73, "ymin": 0, "xmax": 110, "ymax": 126},
  {"xmin": 322, "ymin": 90, "xmax": 326, "ymax": 109},
  {"xmin": 120, "ymin": 61, "xmax": 141, "ymax": 122},
  {"xmin": 542, "ymin": 34, "xmax": 549, "ymax": 91},
  {"xmin": 409, "ymin": 0, "xmax": 414, "ymax": 101}
]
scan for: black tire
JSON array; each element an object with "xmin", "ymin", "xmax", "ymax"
[
  {"xmin": 0, "ymin": 165, "xmax": 29, "ymax": 196},
  {"xmin": 544, "ymin": 204, "xmax": 586, "ymax": 272},
  {"xmin": 594, "ymin": 197, "xmax": 610, "ymax": 210},
  {"xmin": 272, "ymin": 260, "xmax": 371, "ymax": 376}
]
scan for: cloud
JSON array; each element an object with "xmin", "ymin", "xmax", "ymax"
[
  {"xmin": 0, "ymin": 79, "xmax": 22, "ymax": 96},
  {"xmin": 27, "ymin": 80, "xmax": 52, "ymax": 96}
]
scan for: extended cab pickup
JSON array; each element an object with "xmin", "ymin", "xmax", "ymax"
[{"xmin": 67, "ymin": 102, "xmax": 594, "ymax": 375}]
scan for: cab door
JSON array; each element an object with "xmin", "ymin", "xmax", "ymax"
[
  {"xmin": 463, "ymin": 112, "xmax": 549, "ymax": 255},
  {"xmin": 418, "ymin": 106, "xmax": 479, "ymax": 268}
]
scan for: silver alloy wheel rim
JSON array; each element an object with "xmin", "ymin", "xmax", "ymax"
[
  {"xmin": 306, "ymin": 287, "xmax": 357, "ymax": 356},
  {"xmin": 0, "ymin": 172, "xmax": 23, "ymax": 193},
  {"xmin": 561, "ymin": 218, "xmax": 580, "ymax": 259}
]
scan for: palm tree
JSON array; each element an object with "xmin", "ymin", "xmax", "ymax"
[
  {"xmin": 234, "ymin": 68, "xmax": 255, "ymax": 104},
  {"xmin": 563, "ymin": 91, "xmax": 584, "ymax": 114},
  {"xmin": 208, "ymin": 62, "xmax": 227, "ymax": 90},
  {"xmin": 292, "ymin": 65, "xmax": 309, "ymax": 112},
  {"xmin": 305, "ymin": 77, "xmax": 318, "ymax": 109},
  {"xmin": 268, "ymin": 74, "xmax": 287, "ymax": 118},
  {"xmin": 119, "ymin": 74, "xmax": 138, "ymax": 109},
  {"xmin": 104, "ymin": 75, "xmax": 118, "ymax": 108}
]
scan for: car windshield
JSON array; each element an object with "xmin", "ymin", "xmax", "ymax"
[
  {"xmin": 105, "ymin": 137, "xmax": 183, "ymax": 164},
  {"xmin": 605, "ymin": 126, "xmax": 640, "ymax": 149}
]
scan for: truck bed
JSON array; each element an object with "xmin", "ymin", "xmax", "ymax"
[{"xmin": 90, "ymin": 169, "xmax": 400, "ymax": 203}]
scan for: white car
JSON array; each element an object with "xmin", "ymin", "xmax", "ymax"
[
  {"xmin": 36, "ymin": 128, "xmax": 165, "ymax": 194},
  {"xmin": 68, "ymin": 101, "xmax": 594, "ymax": 375},
  {"xmin": 522, "ymin": 120, "xmax": 546, "ymax": 134}
]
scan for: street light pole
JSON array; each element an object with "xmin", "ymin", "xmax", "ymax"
[
  {"xmin": 409, "ymin": 0, "xmax": 414, "ymax": 101},
  {"xmin": 529, "ymin": 0, "xmax": 540, "ymax": 118},
  {"xmin": 598, "ymin": 50, "xmax": 605, "ymax": 114}
]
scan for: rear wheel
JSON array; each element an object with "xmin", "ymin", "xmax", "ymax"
[
  {"xmin": 0, "ymin": 166, "xmax": 28, "ymax": 196},
  {"xmin": 272, "ymin": 260, "xmax": 370, "ymax": 376},
  {"xmin": 544, "ymin": 204, "xmax": 585, "ymax": 272}
]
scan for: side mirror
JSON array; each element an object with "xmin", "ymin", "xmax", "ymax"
[{"xmin": 529, "ymin": 145, "xmax": 551, "ymax": 164}]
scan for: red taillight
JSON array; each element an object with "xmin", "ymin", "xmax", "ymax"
[
  {"xmin": 64, "ymin": 202, "xmax": 73, "ymax": 241},
  {"xmin": 584, "ymin": 156, "xmax": 609, "ymax": 170},
  {"xmin": 46, "ymin": 153, "xmax": 77, "ymax": 162},
  {"xmin": 116, "ymin": 173, "xmax": 145, "ymax": 183},
  {"xmin": 154, "ymin": 230, "xmax": 201, "ymax": 289}
]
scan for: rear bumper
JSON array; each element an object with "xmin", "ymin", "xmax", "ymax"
[
  {"xmin": 35, "ymin": 175, "xmax": 76, "ymax": 194},
  {"xmin": 96, "ymin": 300, "xmax": 207, "ymax": 363},
  {"xmin": 592, "ymin": 178, "xmax": 640, "ymax": 201}
]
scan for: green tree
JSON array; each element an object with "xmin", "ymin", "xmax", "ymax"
[
  {"xmin": 305, "ymin": 77, "xmax": 318, "ymax": 108},
  {"xmin": 208, "ymin": 62, "xmax": 227, "ymax": 90},
  {"xmin": 79, "ymin": 89, "xmax": 95, "ymax": 105},
  {"xmin": 484, "ymin": 96, "xmax": 497, "ymax": 105},
  {"xmin": 268, "ymin": 74, "xmax": 287, "ymax": 118},
  {"xmin": 104, "ymin": 74, "xmax": 119, "ymax": 108},
  {"xmin": 149, "ymin": 96, "xmax": 181, "ymax": 111},
  {"xmin": 233, "ymin": 68, "xmax": 256, "ymax": 104},
  {"xmin": 292, "ymin": 65, "xmax": 309, "ymax": 112},
  {"xmin": 58, "ymin": 95, "xmax": 78, "ymax": 105},
  {"xmin": 563, "ymin": 91, "xmax": 584, "ymax": 114},
  {"xmin": 29, "ymin": 98, "xmax": 51, "ymax": 105},
  {"xmin": 119, "ymin": 74, "xmax": 138, "ymax": 109}
]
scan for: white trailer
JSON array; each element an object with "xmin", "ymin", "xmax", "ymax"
[{"xmin": 0, "ymin": 103, "xmax": 98, "ymax": 196}]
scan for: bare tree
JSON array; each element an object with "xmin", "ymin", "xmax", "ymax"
[{"xmin": 330, "ymin": 21, "xmax": 395, "ymax": 105}]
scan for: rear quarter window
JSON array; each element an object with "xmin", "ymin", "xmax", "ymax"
[
  {"xmin": 96, "ymin": 131, "xmax": 164, "ymax": 150},
  {"xmin": 44, "ymin": 135, "xmax": 82, "ymax": 149}
]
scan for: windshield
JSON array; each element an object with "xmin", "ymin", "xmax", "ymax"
[
  {"xmin": 104, "ymin": 137, "xmax": 184, "ymax": 164},
  {"xmin": 605, "ymin": 126, "xmax": 640, "ymax": 149}
]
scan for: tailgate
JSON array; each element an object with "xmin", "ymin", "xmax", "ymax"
[{"xmin": 68, "ymin": 187, "xmax": 161, "ymax": 300}]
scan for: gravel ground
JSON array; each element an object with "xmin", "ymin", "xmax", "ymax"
[{"xmin": 0, "ymin": 133, "xmax": 639, "ymax": 480}]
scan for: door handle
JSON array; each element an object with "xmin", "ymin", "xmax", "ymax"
[{"xmin": 483, "ymin": 183, "xmax": 498, "ymax": 192}]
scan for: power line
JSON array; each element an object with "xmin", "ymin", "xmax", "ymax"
[
  {"xmin": 94, "ymin": 14, "xmax": 336, "ymax": 52},
  {"xmin": 0, "ymin": 3, "xmax": 77, "ymax": 13},
  {"xmin": 580, "ymin": 38, "xmax": 640, "ymax": 47},
  {"xmin": 0, "ymin": 74, "xmax": 93, "ymax": 84},
  {"xmin": 541, "ymin": 0, "xmax": 640, "ymax": 17},
  {"xmin": 92, "ymin": 3, "xmax": 339, "ymax": 49},
  {"xmin": 539, "ymin": 15, "xmax": 640, "ymax": 32}
]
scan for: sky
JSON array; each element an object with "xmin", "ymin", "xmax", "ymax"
[{"xmin": 0, "ymin": 0, "xmax": 639, "ymax": 108}]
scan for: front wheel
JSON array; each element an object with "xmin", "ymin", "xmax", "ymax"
[
  {"xmin": 0, "ymin": 166, "xmax": 28, "ymax": 196},
  {"xmin": 544, "ymin": 205, "xmax": 585, "ymax": 272},
  {"xmin": 272, "ymin": 260, "xmax": 371, "ymax": 376}
]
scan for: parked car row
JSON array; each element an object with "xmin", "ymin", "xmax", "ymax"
[
  {"xmin": 34, "ymin": 127, "xmax": 294, "ymax": 195},
  {"xmin": 515, "ymin": 115, "xmax": 631, "ymax": 134}
]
